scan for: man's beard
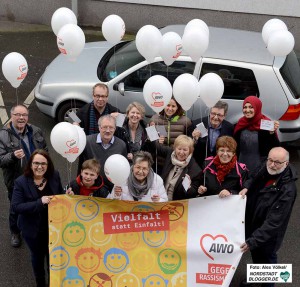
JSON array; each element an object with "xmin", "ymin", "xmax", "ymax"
[{"xmin": 267, "ymin": 165, "xmax": 286, "ymax": 175}]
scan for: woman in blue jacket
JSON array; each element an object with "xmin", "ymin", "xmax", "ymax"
[{"xmin": 12, "ymin": 149, "xmax": 64, "ymax": 287}]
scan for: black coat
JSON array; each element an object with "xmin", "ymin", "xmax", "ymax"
[
  {"xmin": 244, "ymin": 163, "xmax": 297, "ymax": 252},
  {"xmin": 11, "ymin": 171, "xmax": 64, "ymax": 239},
  {"xmin": 200, "ymin": 157, "xmax": 248, "ymax": 196},
  {"xmin": 77, "ymin": 102, "xmax": 120, "ymax": 135},
  {"xmin": 155, "ymin": 144, "xmax": 202, "ymax": 200},
  {"xmin": 188, "ymin": 117, "xmax": 234, "ymax": 168}
]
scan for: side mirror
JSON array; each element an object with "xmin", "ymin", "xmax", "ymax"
[{"xmin": 118, "ymin": 82, "xmax": 125, "ymax": 95}]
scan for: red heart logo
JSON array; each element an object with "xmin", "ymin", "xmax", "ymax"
[
  {"xmin": 66, "ymin": 139, "xmax": 76, "ymax": 148},
  {"xmin": 200, "ymin": 234, "xmax": 228, "ymax": 261}
]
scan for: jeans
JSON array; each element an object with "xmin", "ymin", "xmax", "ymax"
[
  {"xmin": 8, "ymin": 187, "xmax": 20, "ymax": 234},
  {"xmin": 24, "ymin": 231, "xmax": 49, "ymax": 287}
]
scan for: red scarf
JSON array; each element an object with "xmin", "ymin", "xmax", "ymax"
[
  {"xmin": 213, "ymin": 155, "xmax": 237, "ymax": 183},
  {"xmin": 234, "ymin": 96, "xmax": 270, "ymax": 134}
]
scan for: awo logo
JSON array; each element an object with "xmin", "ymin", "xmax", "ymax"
[
  {"xmin": 200, "ymin": 234, "xmax": 234, "ymax": 260},
  {"xmin": 65, "ymin": 139, "xmax": 79, "ymax": 154},
  {"xmin": 172, "ymin": 44, "xmax": 183, "ymax": 59},
  {"xmin": 17, "ymin": 64, "xmax": 27, "ymax": 80},
  {"xmin": 151, "ymin": 92, "xmax": 164, "ymax": 107}
]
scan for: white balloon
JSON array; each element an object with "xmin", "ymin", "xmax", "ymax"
[
  {"xmin": 51, "ymin": 7, "xmax": 77, "ymax": 36},
  {"xmin": 173, "ymin": 73, "xmax": 200, "ymax": 111},
  {"xmin": 2, "ymin": 52, "xmax": 28, "ymax": 88},
  {"xmin": 50, "ymin": 122, "xmax": 80, "ymax": 162},
  {"xmin": 74, "ymin": 125, "xmax": 86, "ymax": 156},
  {"xmin": 102, "ymin": 14, "xmax": 125, "ymax": 44},
  {"xmin": 185, "ymin": 19, "xmax": 209, "ymax": 36},
  {"xmin": 199, "ymin": 73, "xmax": 224, "ymax": 108},
  {"xmin": 160, "ymin": 32, "xmax": 182, "ymax": 66},
  {"xmin": 262, "ymin": 18, "xmax": 287, "ymax": 45},
  {"xmin": 104, "ymin": 154, "xmax": 130, "ymax": 186},
  {"xmin": 182, "ymin": 27, "xmax": 209, "ymax": 62},
  {"xmin": 143, "ymin": 75, "xmax": 173, "ymax": 114},
  {"xmin": 57, "ymin": 24, "xmax": 85, "ymax": 60},
  {"xmin": 136, "ymin": 25, "xmax": 162, "ymax": 63},
  {"xmin": 267, "ymin": 30, "xmax": 295, "ymax": 57}
]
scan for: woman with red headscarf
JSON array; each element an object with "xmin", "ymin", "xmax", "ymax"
[{"xmin": 234, "ymin": 96, "xmax": 280, "ymax": 173}]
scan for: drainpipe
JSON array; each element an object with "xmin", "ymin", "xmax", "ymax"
[{"xmin": 71, "ymin": 0, "xmax": 78, "ymax": 17}]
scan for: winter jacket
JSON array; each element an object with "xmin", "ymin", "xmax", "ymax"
[
  {"xmin": 200, "ymin": 156, "xmax": 248, "ymax": 196},
  {"xmin": 244, "ymin": 163, "xmax": 297, "ymax": 251},
  {"xmin": 66, "ymin": 174, "xmax": 109, "ymax": 198},
  {"xmin": 12, "ymin": 171, "xmax": 64, "ymax": 239},
  {"xmin": 77, "ymin": 102, "xmax": 120, "ymax": 135},
  {"xmin": 0, "ymin": 122, "xmax": 47, "ymax": 193},
  {"xmin": 188, "ymin": 116, "xmax": 234, "ymax": 167}
]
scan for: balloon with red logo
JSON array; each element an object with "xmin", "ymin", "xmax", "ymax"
[
  {"xmin": 160, "ymin": 32, "xmax": 182, "ymax": 66},
  {"xmin": 102, "ymin": 14, "xmax": 126, "ymax": 45},
  {"xmin": 2, "ymin": 52, "xmax": 28, "ymax": 88}
]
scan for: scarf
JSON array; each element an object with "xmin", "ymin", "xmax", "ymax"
[
  {"xmin": 124, "ymin": 122, "xmax": 144, "ymax": 153},
  {"xmin": 170, "ymin": 151, "xmax": 192, "ymax": 168},
  {"xmin": 213, "ymin": 155, "xmax": 237, "ymax": 183},
  {"xmin": 88, "ymin": 102, "xmax": 110, "ymax": 135},
  {"xmin": 234, "ymin": 96, "xmax": 270, "ymax": 135},
  {"xmin": 127, "ymin": 166, "xmax": 155, "ymax": 200}
]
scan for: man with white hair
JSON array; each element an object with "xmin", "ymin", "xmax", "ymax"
[{"xmin": 240, "ymin": 147, "xmax": 297, "ymax": 287}]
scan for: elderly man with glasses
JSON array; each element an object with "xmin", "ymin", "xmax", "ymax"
[
  {"xmin": 0, "ymin": 104, "xmax": 47, "ymax": 248},
  {"xmin": 239, "ymin": 147, "xmax": 297, "ymax": 287},
  {"xmin": 78, "ymin": 114, "xmax": 127, "ymax": 191},
  {"xmin": 188, "ymin": 101, "xmax": 234, "ymax": 167},
  {"xmin": 76, "ymin": 83, "xmax": 120, "ymax": 135}
]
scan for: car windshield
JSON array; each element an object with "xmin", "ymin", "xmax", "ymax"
[
  {"xmin": 280, "ymin": 51, "xmax": 300, "ymax": 99},
  {"xmin": 98, "ymin": 41, "xmax": 144, "ymax": 82}
]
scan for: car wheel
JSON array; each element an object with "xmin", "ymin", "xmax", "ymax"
[{"xmin": 56, "ymin": 101, "xmax": 85, "ymax": 122}]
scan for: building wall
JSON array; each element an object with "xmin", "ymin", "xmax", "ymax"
[{"xmin": 0, "ymin": 0, "xmax": 299, "ymax": 51}]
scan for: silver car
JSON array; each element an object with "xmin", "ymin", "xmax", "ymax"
[{"xmin": 34, "ymin": 25, "xmax": 300, "ymax": 142}]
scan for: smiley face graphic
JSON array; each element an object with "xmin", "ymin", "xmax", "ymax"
[
  {"xmin": 116, "ymin": 270, "xmax": 140, "ymax": 287},
  {"xmin": 63, "ymin": 221, "xmax": 86, "ymax": 247},
  {"xmin": 88, "ymin": 273, "xmax": 113, "ymax": 287},
  {"xmin": 169, "ymin": 221, "xmax": 187, "ymax": 248},
  {"xmin": 50, "ymin": 246, "xmax": 70, "ymax": 271},
  {"xmin": 116, "ymin": 232, "xmax": 140, "ymax": 251},
  {"xmin": 62, "ymin": 266, "xmax": 85, "ymax": 287},
  {"xmin": 49, "ymin": 197, "xmax": 71, "ymax": 223},
  {"xmin": 75, "ymin": 247, "xmax": 102, "ymax": 273},
  {"xmin": 171, "ymin": 272, "xmax": 187, "ymax": 287},
  {"xmin": 88, "ymin": 222, "xmax": 112, "ymax": 246},
  {"xmin": 142, "ymin": 274, "xmax": 168, "ymax": 287},
  {"xmin": 131, "ymin": 248, "xmax": 155, "ymax": 273},
  {"xmin": 75, "ymin": 198, "xmax": 99, "ymax": 221},
  {"xmin": 104, "ymin": 248, "xmax": 129, "ymax": 273},
  {"xmin": 158, "ymin": 248, "xmax": 181, "ymax": 274},
  {"xmin": 131, "ymin": 204, "xmax": 155, "ymax": 213},
  {"xmin": 161, "ymin": 202, "xmax": 184, "ymax": 221},
  {"xmin": 49, "ymin": 225, "xmax": 59, "ymax": 249},
  {"xmin": 142, "ymin": 230, "xmax": 167, "ymax": 247}
]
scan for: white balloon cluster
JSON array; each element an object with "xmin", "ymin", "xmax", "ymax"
[
  {"xmin": 143, "ymin": 72, "xmax": 224, "ymax": 113},
  {"xmin": 2, "ymin": 52, "xmax": 28, "ymax": 88},
  {"xmin": 136, "ymin": 19, "xmax": 209, "ymax": 66},
  {"xmin": 51, "ymin": 7, "xmax": 85, "ymax": 60},
  {"xmin": 50, "ymin": 122, "xmax": 86, "ymax": 163},
  {"xmin": 262, "ymin": 19, "xmax": 295, "ymax": 57}
]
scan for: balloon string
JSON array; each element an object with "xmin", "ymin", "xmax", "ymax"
[
  {"xmin": 113, "ymin": 45, "xmax": 118, "ymax": 109},
  {"xmin": 66, "ymin": 160, "xmax": 72, "ymax": 189},
  {"xmin": 203, "ymin": 107, "xmax": 210, "ymax": 187},
  {"xmin": 15, "ymin": 88, "xmax": 18, "ymax": 105}
]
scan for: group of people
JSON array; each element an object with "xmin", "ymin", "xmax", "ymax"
[{"xmin": 0, "ymin": 83, "xmax": 297, "ymax": 287}]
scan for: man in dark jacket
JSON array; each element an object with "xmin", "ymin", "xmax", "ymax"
[
  {"xmin": 188, "ymin": 101, "xmax": 234, "ymax": 167},
  {"xmin": 240, "ymin": 147, "xmax": 297, "ymax": 287},
  {"xmin": 0, "ymin": 104, "xmax": 47, "ymax": 247},
  {"xmin": 76, "ymin": 83, "xmax": 120, "ymax": 135}
]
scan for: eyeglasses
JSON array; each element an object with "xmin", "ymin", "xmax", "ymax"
[
  {"xmin": 267, "ymin": 158, "xmax": 287, "ymax": 166},
  {"xmin": 210, "ymin": 112, "xmax": 225, "ymax": 118},
  {"xmin": 12, "ymin": 113, "xmax": 29, "ymax": 117},
  {"xmin": 134, "ymin": 166, "xmax": 149, "ymax": 173},
  {"xmin": 100, "ymin": 126, "xmax": 115, "ymax": 131},
  {"xmin": 32, "ymin": 162, "xmax": 48, "ymax": 167},
  {"xmin": 93, "ymin": 94, "xmax": 108, "ymax": 99},
  {"xmin": 218, "ymin": 149, "xmax": 234, "ymax": 155}
]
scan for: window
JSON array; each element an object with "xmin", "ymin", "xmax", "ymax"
[
  {"xmin": 280, "ymin": 51, "xmax": 300, "ymax": 99},
  {"xmin": 200, "ymin": 63, "xmax": 259, "ymax": 100},
  {"xmin": 123, "ymin": 61, "xmax": 195, "ymax": 91}
]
